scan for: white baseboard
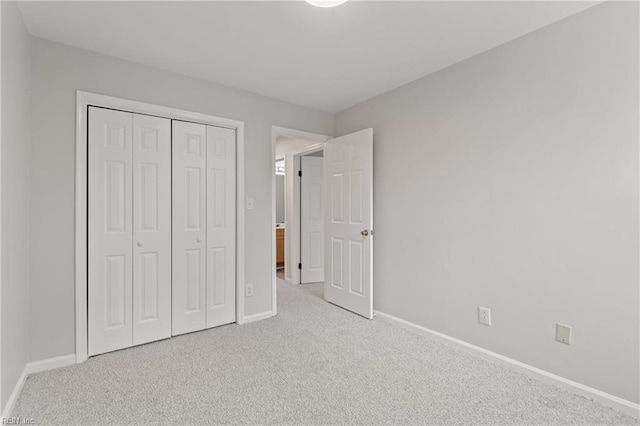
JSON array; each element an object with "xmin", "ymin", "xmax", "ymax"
[
  {"xmin": 375, "ymin": 311, "xmax": 640, "ymax": 419},
  {"xmin": 1, "ymin": 354, "xmax": 76, "ymax": 418},
  {"xmin": 241, "ymin": 310, "xmax": 274, "ymax": 324},
  {"xmin": 1, "ymin": 367, "xmax": 28, "ymax": 419},
  {"xmin": 25, "ymin": 354, "xmax": 76, "ymax": 375},
  {"xmin": 4, "ymin": 319, "xmax": 637, "ymax": 420}
]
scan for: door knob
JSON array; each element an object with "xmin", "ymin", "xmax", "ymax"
[
  {"xmin": 197, "ymin": 237, "xmax": 202, "ymax": 243},
  {"xmin": 361, "ymin": 230, "xmax": 369, "ymax": 236},
  {"xmin": 137, "ymin": 241, "xmax": 143, "ymax": 247}
]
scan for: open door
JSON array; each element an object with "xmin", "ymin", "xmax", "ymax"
[
  {"xmin": 301, "ymin": 155, "xmax": 325, "ymax": 283},
  {"xmin": 324, "ymin": 128, "xmax": 373, "ymax": 319}
]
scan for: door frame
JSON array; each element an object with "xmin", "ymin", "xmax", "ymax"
[
  {"xmin": 75, "ymin": 91, "xmax": 246, "ymax": 363},
  {"xmin": 271, "ymin": 126, "xmax": 331, "ymax": 311}
]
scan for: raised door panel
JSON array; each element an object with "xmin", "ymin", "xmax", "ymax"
[
  {"xmin": 172, "ymin": 120, "xmax": 207, "ymax": 335},
  {"xmin": 185, "ymin": 249, "xmax": 203, "ymax": 311},
  {"xmin": 331, "ymin": 237, "xmax": 344, "ymax": 289},
  {"xmin": 104, "ymin": 255, "xmax": 128, "ymax": 327},
  {"xmin": 206, "ymin": 125, "xmax": 236, "ymax": 328},
  {"xmin": 132, "ymin": 114, "xmax": 171, "ymax": 345},
  {"xmin": 88, "ymin": 107, "xmax": 134, "ymax": 356}
]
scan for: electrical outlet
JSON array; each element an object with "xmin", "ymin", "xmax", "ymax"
[
  {"xmin": 245, "ymin": 284, "xmax": 254, "ymax": 297},
  {"xmin": 556, "ymin": 323, "xmax": 571, "ymax": 344},
  {"xmin": 478, "ymin": 307, "xmax": 492, "ymax": 326}
]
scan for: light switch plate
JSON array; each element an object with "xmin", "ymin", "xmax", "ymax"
[
  {"xmin": 556, "ymin": 323, "xmax": 571, "ymax": 344},
  {"xmin": 246, "ymin": 197, "xmax": 255, "ymax": 210}
]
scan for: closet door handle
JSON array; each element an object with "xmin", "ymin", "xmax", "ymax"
[
  {"xmin": 196, "ymin": 237, "xmax": 202, "ymax": 243},
  {"xmin": 137, "ymin": 241, "xmax": 144, "ymax": 248}
]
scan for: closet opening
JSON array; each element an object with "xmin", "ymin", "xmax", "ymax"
[{"xmin": 75, "ymin": 91, "xmax": 246, "ymax": 363}]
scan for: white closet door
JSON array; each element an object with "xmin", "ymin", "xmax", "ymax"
[
  {"xmin": 206, "ymin": 126, "xmax": 236, "ymax": 328},
  {"xmin": 172, "ymin": 120, "xmax": 207, "ymax": 335},
  {"xmin": 88, "ymin": 107, "xmax": 134, "ymax": 356},
  {"xmin": 132, "ymin": 114, "xmax": 172, "ymax": 345}
]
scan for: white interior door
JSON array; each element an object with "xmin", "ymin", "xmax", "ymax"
[
  {"xmin": 132, "ymin": 114, "xmax": 172, "ymax": 345},
  {"xmin": 301, "ymin": 155, "xmax": 324, "ymax": 284},
  {"xmin": 324, "ymin": 128, "xmax": 374, "ymax": 319},
  {"xmin": 206, "ymin": 125, "xmax": 236, "ymax": 328},
  {"xmin": 88, "ymin": 107, "xmax": 134, "ymax": 356},
  {"xmin": 172, "ymin": 120, "xmax": 207, "ymax": 335}
]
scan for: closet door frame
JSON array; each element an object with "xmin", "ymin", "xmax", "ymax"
[{"xmin": 75, "ymin": 91, "xmax": 247, "ymax": 363}]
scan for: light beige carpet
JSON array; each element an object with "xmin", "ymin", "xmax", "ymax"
[{"xmin": 11, "ymin": 280, "xmax": 638, "ymax": 425}]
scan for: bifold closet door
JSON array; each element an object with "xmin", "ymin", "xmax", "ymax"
[
  {"xmin": 89, "ymin": 107, "xmax": 172, "ymax": 356},
  {"xmin": 173, "ymin": 121, "xmax": 236, "ymax": 335},
  {"xmin": 88, "ymin": 107, "xmax": 134, "ymax": 356},
  {"xmin": 206, "ymin": 125, "xmax": 236, "ymax": 328},
  {"xmin": 132, "ymin": 114, "xmax": 172, "ymax": 345},
  {"xmin": 172, "ymin": 121, "xmax": 207, "ymax": 335}
]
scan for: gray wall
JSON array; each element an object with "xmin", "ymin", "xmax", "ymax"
[
  {"xmin": 1, "ymin": 1, "xmax": 30, "ymax": 411},
  {"xmin": 275, "ymin": 137, "xmax": 319, "ymax": 158},
  {"xmin": 335, "ymin": 1, "xmax": 639, "ymax": 403},
  {"xmin": 28, "ymin": 38, "xmax": 334, "ymax": 362},
  {"xmin": 14, "ymin": 0, "xmax": 640, "ymax": 407}
]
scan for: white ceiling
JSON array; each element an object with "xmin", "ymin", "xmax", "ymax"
[{"xmin": 17, "ymin": 1, "xmax": 598, "ymax": 112}]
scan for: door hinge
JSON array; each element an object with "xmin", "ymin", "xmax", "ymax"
[
  {"xmin": 298, "ymin": 170, "xmax": 302, "ymax": 177},
  {"xmin": 298, "ymin": 263, "xmax": 302, "ymax": 270}
]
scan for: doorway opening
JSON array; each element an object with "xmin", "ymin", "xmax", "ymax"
[
  {"xmin": 271, "ymin": 126, "xmax": 374, "ymax": 320},
  {"xmin": 275, "ymin": 158, "xmax": 286, "ymax": 280},
  {"xmin": 271, "ymin": 126, "xmax": 331, "ymax": 314}
]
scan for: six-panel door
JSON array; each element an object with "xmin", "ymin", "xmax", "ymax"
[{"xmin": 324, "ymin": 128, "xmax": 374, "ymax": 319}]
